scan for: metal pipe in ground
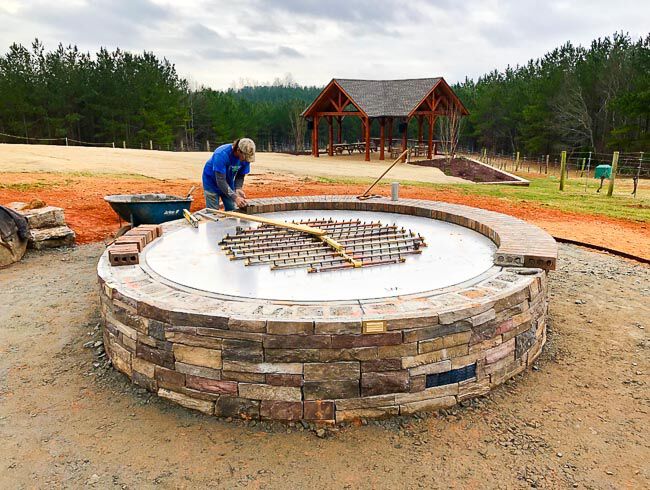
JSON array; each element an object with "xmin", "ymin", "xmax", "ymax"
[{"xmin": 391, "ymin": 182, "xmax": 400, "ymax": 201}]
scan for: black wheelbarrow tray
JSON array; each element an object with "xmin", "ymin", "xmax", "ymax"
[{"xmin": 104, "ymin": 194, "xmax": 193, "ymax": 226}]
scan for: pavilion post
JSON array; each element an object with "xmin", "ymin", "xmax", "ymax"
[
  {"xmin": 337, "ymin": 116, "xmax": 342, "ymax": 143},
  {"xmin": 327, "ymin": 116, "xmax": 333, "ymax": 156},
  {"xmin": 364, "ymin": 118, "xmax": 371, "ymax": 162},
  {"xmin": 313, "ymin": 116, "xmax": 319, "ymax": 158},
  {"xmin": 427, "ymin": 115, "xmax": 434, "ymax": 159},
  {"xmin": 387, "ymin": 117, "xmax": 393, "ymax": 151},
  {"xmin": 379, "ymin": 117, "xmax": 385, "ymax": 161},
  {"xmin": 401, "ymin": 118, "xmax": 408, "ymax": 162}
]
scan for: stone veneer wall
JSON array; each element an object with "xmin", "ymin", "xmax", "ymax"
[{"xmin": 98, "ymin": 197, "xmax": 556, "ymax": 423}]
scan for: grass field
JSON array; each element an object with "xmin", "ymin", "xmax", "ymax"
[{"xmin": 318, "ymin": 174, "xmax": 650, "ymax": 222}]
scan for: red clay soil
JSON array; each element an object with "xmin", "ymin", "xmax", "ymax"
[{"xmin": 1, "ymin": 172, "xmax": 648, "ymax": 260}]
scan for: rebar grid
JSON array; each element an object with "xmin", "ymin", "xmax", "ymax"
[{"xmin": 220, "ymin": 218, "xmax": 426, "ymax": 273}]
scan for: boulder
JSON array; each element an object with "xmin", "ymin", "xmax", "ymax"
[{"xmin": 0, "ymin": 206, "xmax": 29, "ymax": 267}]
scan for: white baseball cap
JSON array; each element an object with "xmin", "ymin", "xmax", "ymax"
[{"xmin": 237, "ymin": 138, "xmax": 256, "ymax": 162}]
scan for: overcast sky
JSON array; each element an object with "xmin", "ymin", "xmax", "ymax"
[{"xmin": 1, "ymin": 0, "xmax": 648, "ymax": 89}]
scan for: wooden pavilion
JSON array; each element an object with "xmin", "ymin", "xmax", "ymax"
[{"xmin": 302, "ymin": 78, "xmax": 469, "ymax": 161}]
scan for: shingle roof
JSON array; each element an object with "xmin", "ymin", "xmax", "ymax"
[{"xmin": 335, "ymin": 78, "xmax": 442, "ymax": 117}]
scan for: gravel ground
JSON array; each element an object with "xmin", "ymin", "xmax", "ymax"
[{"xmin": 0, "ymin": 243, "xmax": 648, "ymax": 489}]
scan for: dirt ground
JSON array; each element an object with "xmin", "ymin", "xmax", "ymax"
[
  {"xmin": 0, "ymin": 143, "xmax": 467, "ymax": 184},
  {"xmin": 1, "ymin": 171, "xmax": 648, "ymax": 260},
  {"xmin": 1, "ymin": 243, "xmax": 647, "ymax": 488}
]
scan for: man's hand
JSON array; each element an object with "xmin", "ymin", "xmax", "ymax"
[
  {"xmin": 234, "ymin": 194, "xmax": 247, "ymax": 208},
  {"xmin": 236, "ymin": 189, "xmax": 247, "ymax": 199}
]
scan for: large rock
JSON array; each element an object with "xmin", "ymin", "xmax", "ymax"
[
  {"xmin": 13, "ymin": 205, "xmax": 65, "ymax": 229},
  {"xmin": 28, "ymin": 226, "xmax": 76, "ymax": 250},
  {"xmin": 0, "ymin": 207, "xmax": 28, "ymax": 267},
  {"xmin": 8, "ymin": 202, "xmax": 75, "ymax": 249}
]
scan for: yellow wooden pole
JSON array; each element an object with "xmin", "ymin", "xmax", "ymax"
[
  {"xmin": 559, "ymin": 151, "xmax": 567, "ymax": 191},
  {"xmin": 206, "ymin": 208, "xmax": 326, "ymax": 236},
  {"xmin": 606, "ymin": 151, "xmax": 619, "ymax": 197}
]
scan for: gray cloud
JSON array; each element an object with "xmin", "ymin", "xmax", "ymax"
[{"xmin": 0, "ymin": 0, "xmax": 648, "ymax": 89}]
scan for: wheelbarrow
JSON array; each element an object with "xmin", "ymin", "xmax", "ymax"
[{"xmin": 104, "ymin": 192, "xmax": 193, "ymax": 227}]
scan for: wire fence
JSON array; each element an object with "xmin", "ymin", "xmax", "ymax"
[
  {"xmin": 459, "ymin": 147, "xmax": 649, "ymax": 198},
  {"xmin": 0, "ymin": 131, "xmax": 239, "ymax": 153}
]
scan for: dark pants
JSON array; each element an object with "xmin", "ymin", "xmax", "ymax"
[{"xmin": 204, "ymin": 190, "xmax": 236, "ymax": 211}]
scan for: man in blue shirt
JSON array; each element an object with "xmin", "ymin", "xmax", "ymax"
[{"xmin": 202, "ymin": 138, "xmax": 255, "ymax": 210}]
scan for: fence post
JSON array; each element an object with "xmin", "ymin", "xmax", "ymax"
[
  {"xmin": 515, "ymin": 151, "xmax": 520, "ymax": 171},
  {"xmin": 149, "ymin": 140, "xmax": 153, "ymax": 150},
  {"xmin": 206, "ymin": 140, "xmax": 210, "ymax": 152},
  {"xmin": 633, "ymin": 152, "xmax": 643, "ymax": 197},
  {"xmin": 606, "ymin": 151, "xmax": 619, "ymax": 197},
  {"xmin": 180, "ymin": 140, "xmax": 184, "ymax": 152},
  {"xmin": 559, "ymin": 151, "xmax": 567, "ymax": 190},
  {"xmin": 580, "ymin": 158, "xmax": 586, "ymax": 177},
  {"xmin": 545, "ymin": 154, "xmax": 549, "ymax": 174},
  {"xmin": 65, "ymin": 137, "xmax": 68, "ymax": 147},
  {"xmin": 112, "ymin": 142, "xmax": 115, "ymax": 149},
  {"xmin": 123, "ymin": 140, "xmax": 126, "ymax": 149}
]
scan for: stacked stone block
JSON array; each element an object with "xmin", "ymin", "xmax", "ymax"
[
  {"xmin": 8, "ymin": 202, "xmax": 75, "ymax": 249},
  {"xmin": 98, "ymin": 196, "xmax": 555, "ymax": 423}
]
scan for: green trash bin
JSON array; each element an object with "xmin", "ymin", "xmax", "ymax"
[{"xmin": 594, "ymin": 164, "xmax": 612, "ymax": 179}]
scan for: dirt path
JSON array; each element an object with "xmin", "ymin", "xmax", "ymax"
[
  {"xmin": 1, "ymin": 172, "xmax": 648, "ymax": 260},
  {"xmin": 1, "ymin": 244, "xmax": 648, "ymax": 488}
]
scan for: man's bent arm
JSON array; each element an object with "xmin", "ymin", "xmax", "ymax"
[
  {"xmin": 215, "ymin": 172, "xmax": 236, "ymax": 198},
  {"xmin": 235, "ymin": 174, "xmax": 245, "ymax": 191}
]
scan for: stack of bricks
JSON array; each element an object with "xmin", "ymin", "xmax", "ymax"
[
  {"xmin": 108, "ymin": 224, "xmax": 162, "ymax": 267},
  {"xmin": 98, "ymin": 196, "xmax": 558, "ymax": 423}
]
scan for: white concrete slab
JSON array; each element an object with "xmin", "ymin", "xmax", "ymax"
[{"xmin": 143, "ymin": 210, "xmax": 496, "ymax": 302}]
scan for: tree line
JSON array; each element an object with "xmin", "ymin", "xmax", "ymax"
[
  {"xmin": 455, "ymin": 32, "xmax": 650, "ymax": 154},
  {"xmin": 0, "ymin": 33, "xmax": 648, "ymax": 154}
]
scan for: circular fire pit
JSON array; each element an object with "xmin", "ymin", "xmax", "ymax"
[{"xmin": 98, "ymin": 196, "xmax": 557, "ymax": 423}]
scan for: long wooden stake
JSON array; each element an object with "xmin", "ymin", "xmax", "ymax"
[
  {"xmin": 206, "ymin": 208, "xmax": 326, "ymax": 236},
  {"xmin": 357, "ymin": 149, "xmax": 408, "ymax": 200}
]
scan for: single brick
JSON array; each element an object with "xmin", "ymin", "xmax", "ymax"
[
  {"xmin": 158, "ymin": 389, "xmax": 214, "ymax": 415},
  {"xmin": 186, "ymin": 375, "xmax": 238, "ymax": 395},
  {"xmin": 360, "ymin": 358, "xmax": 402, "ymax": 373},
  {"xmin": 221, "ymin": 339, "xmax": 264, "ymax": 362},
  {"xmin": 266, "ymin": 320, "xmax": 313, "ymax": 335},
  {"xmin": 154, "ymin": 366, "xmax": 186, "ymax": 390},
  {"xmin": 304, "ymin": 362, "xmax": 360, "ymax": 381},
  {"xmin": 303, "ymin": 380, "xmax": 359, "ymax": 400},
  {"xmin": 136, "ymin": 342, "xmax": 174, "ymax": 369},
  {"xmin": 266, "ymin": 374, "xmax": 303, "ymax": 387},
  {"xmin": 260, "ymin": 401, "xmax": 303, "ymax": 421},
  {"xmin": 361, "ymin": 371, "xmax": 409, "ymax": 396},
  {"xmin": 330, "ymin": 332, "xmax": 402, "ymax": 348},
  {"xmin": 304, "ymin": 400, "xmax": 335, "ymax": 421},
  {"xmin": 173, "ymin": 344, "xmax": 222, "ymax": 370},
  {"xmin": 238, "ymin": 383, "xmax": 302, "ymax": 402}
]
